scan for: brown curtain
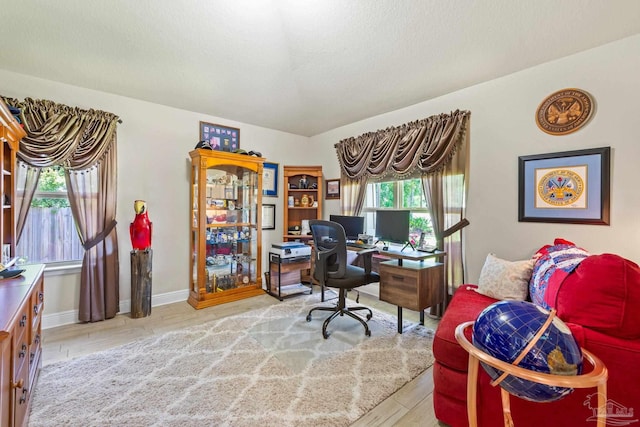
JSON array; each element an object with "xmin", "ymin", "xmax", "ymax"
[
  {"xmin": 3, "ymin": 96, "xmax": 120, "ymax": 322},
  {"xmin": 422, "ymin": 122, "xmax": 470, "ymax": 315},
  {"xmin": 340, "ymin": 175, "xmax": 367, "ymax": 216},
  {"xmin": 335, "ymin": 110, "xmax": 471, "ymax": 313},
  {"xmin": 335, "ymin": 110, "xmax": 470, "ymax": 181},
  {"xmin": 15, "ymin": 164, "xmax": 41, "ymax": 243}
]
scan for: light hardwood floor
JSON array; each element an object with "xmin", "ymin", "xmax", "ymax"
[{"xmin": 41, "ymin": 285, "xmax": 448, "ymax": 427}]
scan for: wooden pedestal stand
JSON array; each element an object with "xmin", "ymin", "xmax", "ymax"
[
  {"xmin": 130, "ymin": 249, "xmax": 152, "ymax": 318},
  {"xmin": 455, "ymin": 321, "xmax": 608, "ymax": 427}
]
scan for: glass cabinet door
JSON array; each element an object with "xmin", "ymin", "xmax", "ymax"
[{"xmin": 188, "ymin": 150, "xmax": 264, "ymax": 309}]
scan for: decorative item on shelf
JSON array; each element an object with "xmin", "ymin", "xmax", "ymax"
[
  {"xmin": 232, "ymin": 148, "xmax": 262, "ymax": 157},
  {"xmin": 294, "ymin": 198, "xmax": 300, "ymax": 206},
  {"xmin": 288, "ymin": 225, "xmax": 301, "ymax": 235},
  {"xmin": 308, "ymin": 195, "xmax": 314, "ymax": 206},
  {"xmin": 130, "ymin": 200, "xmax": 152, "ymax": 250},
  {"xmin": 199, "ymin": 121, "xmax": 240, "ymax": 152},
  {"xmin": 194, "ymin": 140, "xmax": 213, "ymax": 150},
  {"xmin": 288, "ymin": 196, "xmax": 294, "ymax": 207},
  {"xmin": 535, "ymin": 88, "xmax": 594, "ymax": 135},
  {"xmin": 2, "ymin": 244, "xmax": 9, "ymax": 264},
  {"xmin": 299, "ymin": 175, "xmax": 308, "ymax": 189},
  {"xmin": 300, "ymin": 220, "xmax": 311, "ymax": 236},
  {"xmin": 301, "ymin": 194, "xmax": 309, "ymax": 207}
]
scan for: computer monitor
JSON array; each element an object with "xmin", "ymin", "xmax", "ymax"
[
  {"xmin": 329, "ymin": 214, "xmax": 365, "ymax": 240},
  {"xmin": 375, "ymin": 210, "xmax": 410, "ymax": 245}
]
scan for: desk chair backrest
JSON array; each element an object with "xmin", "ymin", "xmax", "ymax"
[{"xmin": 309, "ymin": 219, "xmax": 348, "ymax": 282}]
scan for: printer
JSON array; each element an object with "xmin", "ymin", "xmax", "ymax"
[{"xmin": 269, "ymin": 242, "xmax": 312, "ymax": 263}]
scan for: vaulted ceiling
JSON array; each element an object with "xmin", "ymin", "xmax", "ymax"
[{"xmin": 2, "ymin": 0, "xmax": 639, "ymax": 136}]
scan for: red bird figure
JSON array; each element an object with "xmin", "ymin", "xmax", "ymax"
[{"xmin": 130, "ymin": 200, "xmax": 152, "ymax": 250}]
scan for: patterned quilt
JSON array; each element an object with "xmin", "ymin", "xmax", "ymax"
[{"xmin": 529, "ymin": 238, "xmax": 590, "ymax": 308}]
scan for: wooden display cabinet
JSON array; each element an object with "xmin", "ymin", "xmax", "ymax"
[
  {"xmin": 282, "ymin": 166, "xmax": 322, "ymax": 242},
  {"xmin": 0, "ymin": 100, "xmax": 21, "ymax": 263},
  {"xmin": 188, "ymin": 149, "xmax": 265, "ymax": 309}
]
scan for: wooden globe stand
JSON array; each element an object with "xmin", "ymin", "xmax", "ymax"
[{"xmin": 455, "ymin": 321, "xmax": 608, "ymax": 427}]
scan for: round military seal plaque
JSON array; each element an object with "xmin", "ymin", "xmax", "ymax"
[{"xmin": 535, "ymin": 88, "xmax": 594, "ymax": 135}]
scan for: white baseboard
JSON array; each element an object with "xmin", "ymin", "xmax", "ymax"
[{"xmin": 42, "ymin": 289, "xmax": 190, "ymax": 329}]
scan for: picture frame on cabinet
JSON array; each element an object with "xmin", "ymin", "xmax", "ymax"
[
  {"xmin": 518, "ymin": 146, "xmax": 610, "ymax": 225},
  {"xmin": 263, "ymin": 162, "xmax": 279, "ymax": 197},
  {"xmin": 199, "ymin": 121, "xmax": 240, "ymax": 152},
  {"xmin": 262, "ymin": 204, "xmax": 276, "ymax": 230},
  {"xmin": 326, "ymin": 179, "xmax": 340, "ymax": 199}
]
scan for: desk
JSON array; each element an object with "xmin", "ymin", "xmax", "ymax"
[{"xmin": 348, "ymin": 244, "xmax": 446, "ymax": 333}]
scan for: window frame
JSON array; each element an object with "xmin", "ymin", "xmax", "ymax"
[
  {"xmin": 362, "ymin": 178, "xmax": 433, "ymax": 246},
  {"xmin": 17, "ymin": 168, "xmax": 84, "ymax": 267}
]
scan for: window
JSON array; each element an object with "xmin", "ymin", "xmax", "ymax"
[
  {"xmin": 16, "ymin": 166, "xmax": 83, "ymax": 264},
  {"xmin": 362, "ymin": 178, "xmax": 435, "ymax": 247}
]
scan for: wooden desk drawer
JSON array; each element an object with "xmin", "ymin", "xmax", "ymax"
[
  {"xmin": 30, "ymin": 279, "xmax": 44, "ymax": 342},
  {"xmin": 12, "ymin": 310, "xmax": 29, "ymax": 379},
  {"xmin": 12, "ymin": 361, "xmax": 29, "ymax": 427},
  {"xmin": 379, "ymin": 260, "xmax": 444, "ymax": 311}
]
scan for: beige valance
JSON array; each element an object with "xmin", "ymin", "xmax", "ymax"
[
  {"xmin": 334, "ymin": 109, "xmax": 470, "ymax": 180},
  {"xmin": 2, "ymin": 97, "xmax": 119, "ymax": 170}
]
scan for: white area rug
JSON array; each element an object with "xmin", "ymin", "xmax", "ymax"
[{"xmin": 29, "ymin": 293, "xmax": 434, "ymax": 427}]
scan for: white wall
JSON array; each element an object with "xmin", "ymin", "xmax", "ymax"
[
  {"xmin": 0, "ymin": 70, "xmax": 309, "ymax": 326},
  {"xmin": 3, "ymin": 33, "xmax": 639, "ymax": 325},
  {"xmin": 309, "ymin": 34, "xmax": 640, "ymax": 284}
]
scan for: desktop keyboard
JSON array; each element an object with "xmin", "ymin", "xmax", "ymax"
[{"xmin": 349, "ymin": 242, "xmax": 376, "ymax": 249}]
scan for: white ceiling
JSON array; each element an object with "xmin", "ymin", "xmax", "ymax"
[{"xmin": 1, "ymin": 0, "xmax": 639, "ymax": 136}]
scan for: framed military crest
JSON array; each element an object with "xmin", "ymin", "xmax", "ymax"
[{"xmin": 518, "ymin": 147, "xmax": 610, "ymax": 225}]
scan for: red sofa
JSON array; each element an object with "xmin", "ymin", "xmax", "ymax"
[{"xmin": 433, "ymin": 247, "xmax": 640, "ymax": 427}]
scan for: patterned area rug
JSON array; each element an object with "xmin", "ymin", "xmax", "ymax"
[{"xmin": 29, "ymin": 293, "xmax": 434, "ymax": 427}]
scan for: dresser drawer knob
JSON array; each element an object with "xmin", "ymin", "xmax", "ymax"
[
  {"xmin": 11, "ymin": 379, "xmax": 23, "ymax": 389},
  {"xmin": 20, "ymin": 314, "xmax": 27, "ymax": 327}
]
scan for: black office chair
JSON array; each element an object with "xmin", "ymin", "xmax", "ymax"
[{"xmin": 306, "ymin": 219, "xmax": 380, "ymax": 338}]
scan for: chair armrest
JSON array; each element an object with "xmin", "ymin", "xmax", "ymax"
[
  {"xmin": 315, "ymin": 246, "xmax": 339, "ymax": 282},
  {"xmin": 356, "ymin": 248, "xmax": 378, "ymax": 274}
]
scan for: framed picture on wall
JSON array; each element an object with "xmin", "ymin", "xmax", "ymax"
[
  {"xmin": 262, "ymin": 204, "xmax": 275, "ymax": 230},
  {"xmin": 263, "ymin": 162, "xmax": 279, "ymax": 197},
  {"xmin": 199, "ymin": 121, "xmax": 240, "ymax": 152},
  {"xmin": 518, "ymin": 147, "xmax": 610, "ymax": 225},
  {"xmin": 326, "ymin": 179, "xmax": 340, "ymax": 200}
]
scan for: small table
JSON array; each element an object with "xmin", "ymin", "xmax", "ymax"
[
  {"xmin": 265, "ymin": 253, "xmax": 312, "ymax": 301},
  {"xmin": 455, "ymin": 321, "xmax": 608, "ymax": 427}
]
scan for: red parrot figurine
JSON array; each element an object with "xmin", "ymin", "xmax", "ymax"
[{"xmin": 130, "ymin": 200, "xmax": 152, "ymax": 250}]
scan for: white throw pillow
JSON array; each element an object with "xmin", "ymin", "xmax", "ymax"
[{"xmin": 476, "ymin": 253, "xmax": 535, "ymax": 301}]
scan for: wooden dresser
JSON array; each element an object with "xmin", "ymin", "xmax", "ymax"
[{"xmin": 0, "ymin": 264, "xmax": 45, "ymax": 427}]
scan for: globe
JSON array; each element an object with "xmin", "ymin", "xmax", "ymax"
[{"xmin": 472, "ymin": 300, "xmax": 583, "ymax": 402}]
